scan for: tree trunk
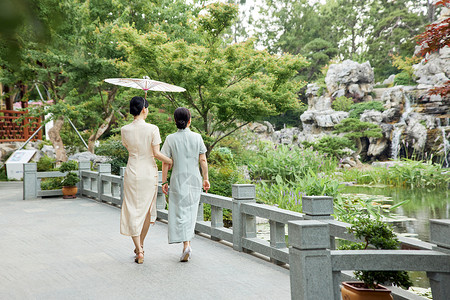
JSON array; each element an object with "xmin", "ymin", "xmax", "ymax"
[
  {"xmin": 87, "ymin": 111, "xmax": 115, "ymax": 153},
  {"xmin": 3, "ymin": 85, "xmax": 15, "ymax": 111},
  {"xmin": 48, "ymin": 116, "xmax": 68, "ymax": 163}
]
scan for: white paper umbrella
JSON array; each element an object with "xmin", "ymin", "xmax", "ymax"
[{"xmin": 104, "ymin": 76, "xmax": 186, "ymax": 98}]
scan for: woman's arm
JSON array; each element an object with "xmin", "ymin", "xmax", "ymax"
[
  {"xmin": 199, "ymin": 153, "xmax": 210, "ymax": 193},
  {"xmin": 152, "ymin": 144, "xmax": 172, "ymax": 165},
  {"xmin": 162, "ymin": 162, "xmax": 170, "ymax": 195}
]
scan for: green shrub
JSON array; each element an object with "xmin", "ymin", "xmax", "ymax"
[
  {"xmin": 208, "ymin": 147, "xmax": 239, "ymax": 197},
  {"xmin": 40, "ymin": 177, "xmax": 63, "ymax": 190},
  {"xmin": 256, "ymin": 178, "xmax": 303, "ymax": 212},
  {"xmin": 256, "ymin": 172, "xmax": 342, "ymax": 212},
  {"xmin": 59, "ymin": 160, "xmax": 78, "ymax": 172},
  {"xmin": 332, "ymin": 96, "xmax": 353, "ymax": 112},
  {"xmin": 387, "ymin": 159, "xmax": 449, "ymax": 189},
  {"xmin": 394, "ymin": 72, "xmax": 415, "ymax": 86},
  {"xmin": 248, "ymin": 143, "xmax": 338, "ymax": 183},
  {"xmin": 58, "ymin": 161, "xmax": 79, "ymax": 187},
  {"xmin": 37, "ymin": 155, "xmax": 56, "ymax": 172},
  {"xmin": 339, "ymin": 159, "xmax": 449, "ymax": 189},
  {"xmin": 338, "ymin": 216, "xmax": 412, "ymax": 289},
  {"xmin": 209, "ymin": 167, "xmax": 238, "ymax": 197},
  {"xmin": 0, "ymin": 165, "xmax": 7, "ymax": 181},
  {"xmin": 61, "ymin": 172, "xmax": 80, "ymax": 186},
  {"xmin": 302, "ymin": 136, "xmax": 354, "ymax": 159},
  {"xmin": 95, "ymin": 135, "xmax": 128, "ymax": 175},
  {"xmin": 349, "ymin": 101, "xmax": 385, "ymax": 119}
]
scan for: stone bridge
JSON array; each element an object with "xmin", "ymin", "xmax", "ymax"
[{"xmin": 1, "ymin": 162, "xmax": 449, "ymax": 300}]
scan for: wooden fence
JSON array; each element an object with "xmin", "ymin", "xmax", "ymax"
[{"xmin": 0, "ymin": 110, "xmax": 42, "ymax": 142}]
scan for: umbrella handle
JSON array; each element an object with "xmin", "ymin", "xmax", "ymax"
[{"xmin": 145, "ymin": 90, "xmax": 147, "ymax": 99}]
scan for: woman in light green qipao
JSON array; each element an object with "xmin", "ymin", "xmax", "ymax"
[{"xmin": 161, "ymin": 107, "xmax": 210, "ymax": 262}]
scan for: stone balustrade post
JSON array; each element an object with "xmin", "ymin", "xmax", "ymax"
[
  {"xmin": 97, "ymin": 164, "xmax": 111, "ymax": 201},
  {"xmin": 78, "ymin": 161, "xmax": 90, "ymax": 196},
  {"xmin": 119, "ymin": 167, "xmax": 126, "ymax": 205},
  {"xmin": 210, "ymin": 205, "xmax": 224, "ymax": 241},
  {"xmin": 288, "ymin": 220, "xmax": 333, "ymax": 300},
  {"xmin": 428, "ymin": 219, "xmax": 450, "ymax": 300},
  {"xmin": 270, "ymin": 220, "xmax": 286, "ymax": 265},
  {"xmin": 232, "ymin": 184, "xmax": 256, "ymax": 252},
  {"xmin": 23, "ymin": 163, "xmax": 37, "ymax": 200},
  {"xmin": 302, "ymin": 195, "xmax": 335, "ymax": 249},
  {"xmin": 156, "ymin": 171, "xmax": 166, "ymax": 211}
]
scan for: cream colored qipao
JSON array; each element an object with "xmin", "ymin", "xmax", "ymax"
[{"xmin": 120, "ymin": 119, "xmax": 162, "ymax": 236}]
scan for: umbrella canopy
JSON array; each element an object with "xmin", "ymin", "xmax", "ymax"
[{"xmin": 104, "ymin": 76, "xmax": 186, "ymax": 98}]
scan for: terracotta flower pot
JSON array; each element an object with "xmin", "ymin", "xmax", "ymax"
[
  {"xmin": 341, "ymin": 282, "xmax": 393, "ymax": 300},
  {"xmin": 62, "ymin": 186, "xmax": 78, "ymax": 198}
]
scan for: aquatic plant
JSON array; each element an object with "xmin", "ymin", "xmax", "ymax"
[{"xmin": 248, "ymin": 143, "xmax": 338, "ymax": 183}]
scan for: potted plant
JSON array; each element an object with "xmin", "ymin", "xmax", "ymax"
[
  {"xmin": 59, "ymin": 161, "xmax": 80, "ymax": 198},
  {"xmin": 338, "ymin": 216, "xmax": 412, "ymax": 300}
]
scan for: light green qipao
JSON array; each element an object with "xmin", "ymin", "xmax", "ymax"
[{"xmin": 161, "ymin": 128, "xmax": 207, "ymax": 244}]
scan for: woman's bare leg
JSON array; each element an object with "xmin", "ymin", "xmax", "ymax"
[
  {"xmin": 132, "ymin": 236, "xmax": 143, "ymax": 256},
  {"xmin": 140, "ymin": 210, "xmax": 152, "ymax": 246},
  {"xmin": 183, "ymin": 241, "xmax": 191, "ymax": 251}
]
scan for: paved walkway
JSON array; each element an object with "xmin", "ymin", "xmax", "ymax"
[{"xmin": 0, "ymin": 182, "xmax": 290, "ymax": 300}]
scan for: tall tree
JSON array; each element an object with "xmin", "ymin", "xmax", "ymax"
[
  {"xmin": 118, "ymin": 2, "xmax": 308, "ymax": 153},
  {"xmin": 367, "ymin": 0, "xmax": 427, "ymax": 79},
  {"xmin": 1, "ymin": 0, "xmax": 203, "ymax": 159}
]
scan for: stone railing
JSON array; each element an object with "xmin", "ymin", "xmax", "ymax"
[{"xmin": 23, "ymin": 163, "xmax": 450, "ymax": 300}]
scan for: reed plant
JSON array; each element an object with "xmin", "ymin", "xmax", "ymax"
[
  {"xmin": 248, "ymin": 143, "xmax": 338, "ymax": 183},
  {"xmin": 340, "ymin": 159, "xmax": 449, "ymax": 189},
  {"xmin": 256, "ymin": 171, "xmax": 342, "ymax": 213}
]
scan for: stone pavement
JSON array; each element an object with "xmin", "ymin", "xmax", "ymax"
[{"xmin": 0, "ymin": 182, "xmax": 290, "ymax": 300}]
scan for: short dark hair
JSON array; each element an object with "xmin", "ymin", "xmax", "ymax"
[
  {"xmin": 129, "ymin": 96, "xmax": 149, "ymax": 116},
  {"xmin": 174, "ymin": 107, "xmax": 191, "ymax": 129}
]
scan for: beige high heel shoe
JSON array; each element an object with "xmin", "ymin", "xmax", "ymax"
[{"xmin": 135, "ymin": 251, "xmax": 144, "ymax": 264}]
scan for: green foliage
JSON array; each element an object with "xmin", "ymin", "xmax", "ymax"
[
  {"xmin": 387, "ymin": 159, "xmax": 450, "ymax": 189},
  {"xmin": 300, "ymin": 38, "xmax": 338, "ymax": 81},
  {"xmin": 394, "ymin": 72, "xmax": 415, "ymax": 86},
  {"xmin": 296, "ymin": 171, "xmax": 342, "ymax": 198},
  {"xmin": 338, "ymin": 216, "xmax": 412, "ymax": 290},
  {"xmin": 37, "ymin": 155, "xmax": 56, "ymax": 172},
  {"xmin": 348, "ymin": 101, "xmax": 385, "ymax": 119},
  {"xmin": 40, "ymin": 177, "xmax": 63, "ymax": 190},
  {"xmin": 37, "ymin": 140, "xmax": 53, "ymax": 150},
  {"xmin": 0, "ymin": 166, "xmax": 7, "ymax": 181},
  {"xmin": 95, "ymin": 135, "xmax": 128, "ymax": 175},
  {"xmin": 391, "ymin": 54, "xmax": 421, "ymax": 79},
  {"xmin": 256, "ymin": 179, "xmax": 303, "ymax": 212},
  {"xmin": 302, "ymin": 136, "xmax": 355, "ymax": 159},
  {"xmin": 332, "ymin": 96, "xmax": 353, "ymax": 112},
  {"xmin": 59, "ymin": 122, "xmax": 91, "ymax": 154},
  {"xmin": 61, "ymin": 172, "xmax": 80, "ymax": 187},
  {"xmin": 58, "ymin": 160, "xmax": 79, "ymax": 187},
  {"xmin": 208, "ymin": 147, "xmax": 239, "ymax": 197},
  {"xmin": 117, "ymin": 2, "xmax": 309, "ymax": 153},
  {"xmin": 339, "ymin": 160, "xmax": 450, "ymax": 189},
  {"xmin": 256, "ymin": 171, "xmax": 342, "ymax": 211},
  {"xmin": 334, "ymin": 118, "xmax": 383, "ymax": 141},
  {"xmin": 265, "ymin": 106, "xmax": 307, "ymax": 130},
  {"xmin": 367, "ymin": 6, "xmax": 426, "ymax": 80},
  {"xmin": 334, "ymin": 193, "xmax": 408, "ymax": 223},
  {"xmin": 59, "ymin": 160, "xmax": 78, "ymax": 172},
  {"xmin": 248, "ymin": 143, "xmax": 338, "ymax": 183}
]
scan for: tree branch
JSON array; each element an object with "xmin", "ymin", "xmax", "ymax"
[{"xmin": 210, "ymin": 121, "xmax": 249, "ymax": 150}]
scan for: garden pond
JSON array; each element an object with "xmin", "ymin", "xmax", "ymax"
[{"xmin": 255, "ymin": 185, "xmax": 449, "ymax": 291}]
